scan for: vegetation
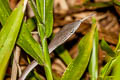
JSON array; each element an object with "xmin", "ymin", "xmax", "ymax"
[{"xmin": 0, "ymin": 0, "xmax": 120, "ymax": 80}]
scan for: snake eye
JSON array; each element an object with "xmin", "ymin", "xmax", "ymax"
[{"xmin": 71, "ymin": 29, "xmax": 74, "ymax": 33}]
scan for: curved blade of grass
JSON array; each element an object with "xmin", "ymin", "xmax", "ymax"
[
  {"xmin": 110, "ymin": 35, "xmax": 120, "ymax": 80},
  {"xmin": 55, "ymin": 46, "xmax": 72, "ymax": 65},
  {"xmin": 100, "ymin": 56, "xmax": 120, "ymax": 80},
  {"xmin": 99, "ymin": 58, "xmax": 115, "ymax": 79},
  {"xmin": 61, "ymin": 17, "xmax": 96, "ymax": 80},
  {"xmin": 0, "ymin": 0, "xmax": 27, "ymax": 79},
  {"xmin": 0, "ymin": 0, "xmax": 11, "ymax": 25},
  {"xmin": 111, "ymin": 55, "xmax": 120, "ymax": 80},
  {"xmin": 88, "ymin": 29, "xmax": 98, "ymax": 80},
  {"xmin": 114, "ymin": 34, "xmax": 120, "ymax": 55},
  {"xmin": 36, "ymin": 0, "xmax": 53, "ymax": 37},
  {"xmin": 17, "ymin": 22, "xmax": 44, "ymax": 65},
  {"xmin": 99, "ymin": 35, "xmax": 120, "ymax": 79},
  {"xmin": 101, "ymin": 39, "xmax": 116, "ymax": 57},
  {"xmin": 99, "ymin": 35, "xmax": 120, "ymax": 80}
]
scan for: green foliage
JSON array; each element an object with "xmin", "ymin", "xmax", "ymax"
[
  {"xmin": 17, "ymin": 22, "xmax": 44, "ymax": 65},
  {"xmin": 113, "ymin": 0, "xmax": 120, "ymax": 6},
  {"xmin": 29, "ymin": 0, "xmax": 54, "ymax": 79},
  {"xmin": 85, "ymin": 2, "xmax": 113, "ymax": 8},
  {"xmin": 114, "ymin": 34, "xmax": 120, "ymax": 54},
  {"xmin": 36, "ymin": 0, "xmax": 53, "ymax": 37},
  {"xmin": 1, "ymin": 0, "xmax": 116, "ymax": 80},
  {"xmin": 100, "ymin": 59, "xmax": 115, "ymax": 79},
  {"xmin": 61, "ymin": 18, "xmax": 96, "ymax": 80},
  {"xmin": 55, "ymin": 46, "xmax": 72, "ymax": 65},
  {"xmin": 100, "ymin": 34, "xmax": 120, "ymax": 80},
  {"xmin": 0, "ymin": 0, "xmax": 27, "ymax": 79},
  {"xmin": 101, "ymin": 39, "xmax": 116, "ymax": 57},
  {"xmin": 26, "ymin": 18, "xmax": 36, "ymax": 31},
  {"xmin": 0, "ymin": 0, "xmax": 44, "ymax": 77},
  {"xmin": 0, "ymin": 0, "xmax": 11, "ymax": 25},
  {"xmin": 111, "ymin": 35, "xmax": 120, "ymax": 80},
  {"xmin": 89, "ymin": 29, "xmax": 98, "ymax": 80}
]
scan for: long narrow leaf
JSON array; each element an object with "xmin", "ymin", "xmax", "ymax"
[
  {"xmin": 111, "ymin": 55, "xmax": 120, "ymax": 80},
  {"xmin": 36, "ymin": 0, "xmax": 53, "ymax": 37},
  {"xmin": 101, "ymin": 39, "xmax": 116, "ymax": 57},
  {"xmin": 100, "ymin": 36, "xmax": 120, "ymax": 79},
  {"xmin": 114, "ymin": 34, "xmax": 120, "ymax": 54},
  {"xmin": 17, "ymin": 22, "xmax": 44, "ymax": 65},
  {"xmin": 111, "ymin": 35, "xmax": 120, "ymax": 80},
  {"xmin": 89, "ymin": 29, "xmax": 98, "ymax": 80},
  {"xmin": 55, "ymin": 46, "xmax": 72, "ymax": 65},
  {"xmin": 30, "ymin": 0, "xmax": 53, "ymax": 79},
  {"xmin": 0, "ymin": 0, "xmax": 11, "ymax": 25},
  {"xmin": 61, "ymin": 17, "xmax": 96, "ymax": 80},
  {"xmin": 0, "ymin": 0, "xmax": 27, "ymax": 79},
  {"xmin": 99, "ymin": 59, "xmax": 115, "ymax": 79}
]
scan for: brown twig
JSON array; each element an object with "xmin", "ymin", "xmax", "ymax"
[{"xmin": 11, "ymin": 46, "xmax": 21, "ymax": 80}]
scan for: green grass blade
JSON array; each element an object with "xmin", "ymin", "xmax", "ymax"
[
  {"xmin": 61, "ymin": 17, "xmax": 96, "ymax": 80},
  {"xmin": 29, "ymin": 0, "xmax": 45, "ymax": 41},
  {"xmin": 55, "ymin": 46, "xmax": 72, "ymax": 65},
  {"xmin": 36, "ymin": 0, "xmax": 43, "ymax": 20},
  {"xmin": 99, "ymin": 59, "xmax": 114, "ymax": 79},
  {"xmin": 42, "ymin": 39, "xmax": 53, "ymax": 80},
  {"xmin": 0, "ymin": 0, "xmax": 27, "ymax": 79},
  {"xmin": 110, "ymin": 34, "xmax": 120, "ymax": 80},
  {"xmin": 17, "ymin": 22, "xmax": 44, "ymax": 65},
  {"xmin": 113, "ymin": 0, "xmax": 120, "ymax": 6},
  {"xmin": 30, "ymin": 0, "xmax": 53, "ymax": 79},
  {"xmin": 29, "ymin": 0, "xmax": 43, "ymax": 24},
  {"xmin": 84, "ymin": 2, "xmax": 113, "ymax": 9},
  {"xmin": 100, "ymin": 55, "xmax": 120, "ymax": 80},
  {"xmin": 88, "ymin": 29, "xmax": 98, "ymax": 80},
  {"xmin": 110, "ymin": 35, "xmax": 120, "ymax": 80},
  {"xmin": 114, "ymin": 34, "xmax": 120, "ymax": 55},
  {"xmin": 36, "ymin": 0, "xmax": 53, "ymax": 37},
  {"xmin": 111, "ymin": 55, "xmax": 120, "ymax": 80},
  {"xmin": 0, "ymin": 0, "xmax": 11, "ymax": 25},
  {"xmin": 45, "ymin": 0, "xmax": 53, "ymax": 37},
  {"xmin": 26, "ymin": 18, "xmax": 36, "ymax": 31},
  {"xmin": 99, "ymin": 34, "xmax": 120, "ymax": 80},
  {"xmin": 101, "ymin": 39, "xmax": 116, "ymax": 57}
]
